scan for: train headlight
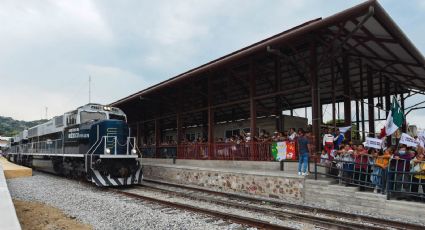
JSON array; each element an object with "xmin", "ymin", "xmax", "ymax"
[
  {"xmin": 131, "ymin": 148, "xmax": 137, "ymax": 155},
  {"xmin": 104, "ymin": 148, "xmax": 111, "ymax": 155}
]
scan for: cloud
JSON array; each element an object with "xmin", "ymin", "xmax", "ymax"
[
  {"xmin": 0, "ymin": 0, "xmax": 423, "ymax": 125},
  {"xmin": 0, "ymin": 0, "xmax": 112, "ymax": 46},
  {"xmin": 0, "ymin": 83, "xmax": 75, "ymax": 121},
  {"xmin": 84, "ymin": 64, "xmax": 151, "ymax": 104}
]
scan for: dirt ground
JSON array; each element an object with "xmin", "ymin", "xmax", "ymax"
[{"xmin": 13, "ymin": 199, "xmax": 92, "ymax": 230}]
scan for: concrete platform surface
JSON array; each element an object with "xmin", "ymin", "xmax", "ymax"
[
  {"xmin": 0, "ymin": 157, "xmax": 32, "ymax": 179},
  {"xmin": 0, "ymin": 164, "xmax": 21, "ymax": 230},
  {"xmin": 144, "ymin": 162, "xmax": 302, "ymax": 178},
  {"xmin": 142, "ymin": 158, "xmax": 315, "ymax": 173}
]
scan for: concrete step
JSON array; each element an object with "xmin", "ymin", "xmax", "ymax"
[
  {"xmin": 327, "ymin": 184, "xmax": 360, "ymax": 192},
  {"xmin": 305, "ymin": 194, "xmax": 386, "ymax": 209},
  {"xmin": 304, "ymin": 190, "xmax": 359, "ymax": 201},
  {"xmin": 304, "ymin": 183, "xmax": 359, "ymax": 194},
  {"xmin": 304, "ymin": 178, "xmax": 335, "ymax": 186},
  {"xmin": 353, "ymin": 191, "xmax": 387, "ymax": 200}
]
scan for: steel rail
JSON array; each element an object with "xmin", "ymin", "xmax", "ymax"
[
  {"xmin": 111, "ymin": 189, "xmax": 292, "ymax": 230},
  {"xmin": 141, "ymin": 179, "xmax": 424, "ymax": 230},
  {"xmin": 137, "ymin": 182, "xmax": 386, "ymax": 230}
]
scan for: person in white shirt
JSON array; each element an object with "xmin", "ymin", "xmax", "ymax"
[
  {"xmin": 288, "ymin": 128, "xmax": 297, "ymax": 141},
  {"xmin": 323, "ymin": 129, "xmax": 335, "ymax": 155}
]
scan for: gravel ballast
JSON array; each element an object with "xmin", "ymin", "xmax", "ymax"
[{"xmin": 7, "ymin": 172, "xmax": 247, "ymax": 230}]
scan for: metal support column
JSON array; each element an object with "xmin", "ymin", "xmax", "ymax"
[
  {"xmin": 385, "ymin": 79, "xmax": 391, "ymax": 115},
  {"xmin": 342, "ymin": 55, "xmax": 351, "ymax": 140},
  {"xmin": 401, "ymin": 92, "xmax": 406, "ymax": 132},
  {"xmin": 331, "ymin": 59, "xmax": 336, "ymax": 129},
  {"xmin": 360, "ymin": 60, "xmax": 365, "ymax": 141},
  {"xmin": 208, "ymin": 75, "xmax": 214, "ymax": 160},
  {"xmin": 355, "ymin": 100, "xmax": 360, "ymax": 140},
  {"xmin": 310, "ymin": 42, "xmax": 320, "ymax": 154},
  {"xmin": 136, "ymin": 122, "xmax": 140, "ymax": 147},
  {"xmin": 249, "ymin": 61, "xmax": 257, "ymax": 160},
  {"xmin": 385, "ymin": 78, "xmax": 391, "ymax": 145},
  {"xmin": 274, "ymin": 56, "xmax": 282, "ymax": 132},
  {"xmin": 367, "ymin": 66, "xmax": 375, "ymax": 137},
  {"xmin": 155, "ymin": 119, "xmax": 160, "ymax": 157},
  {"xmin": 176, "ymin": 113, "xmax": 182, "ymax": 158}
]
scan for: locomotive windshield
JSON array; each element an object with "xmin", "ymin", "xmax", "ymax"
[
  {"xmin": 109, "ymin": 114, "xmax": 126, "ymax": 121},
  {"xmin": 80, "ymin": 111, "xmax": 107, "ymax": 123}
]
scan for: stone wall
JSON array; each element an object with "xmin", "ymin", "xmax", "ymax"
[
  {"xmin": 143, "ymin": 164, "xmax": 304, "ymax": 201},
  {"xmin": 143, "ymin": 162, "xmax": 425, "ymax": 224}
]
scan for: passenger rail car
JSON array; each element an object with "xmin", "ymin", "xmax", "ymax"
[{"xmin": 8, "ymin": 104, "xmax": 142, "ymax": 186}]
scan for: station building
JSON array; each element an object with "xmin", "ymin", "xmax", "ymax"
[
  {"xmin": 111, "ymin": 0, "xmax": 425, "ymax": 161},
  {"xmin": 110, "ymin": 1, "xmax": 425, "ymax": 219}
]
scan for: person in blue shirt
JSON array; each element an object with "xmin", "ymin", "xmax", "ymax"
[
  {"xmin": 334, "ymin": 129, "xmax": 344, "ymax": 150},
  {"xmin": 297, "ymin": 129, "xmax": 310, "ymax": 176}
]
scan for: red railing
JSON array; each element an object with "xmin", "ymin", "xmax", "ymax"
[
  {"xmin": 177, "ymin": 143, "xmax": 209, "ymax": 159},
  {"xmin": 141, "ymin": 142, "xmax": 278, "ymax": 161}
]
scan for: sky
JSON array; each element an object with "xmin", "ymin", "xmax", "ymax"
[{"xmin": 0, "ymin": 0, "xmax": 424, "ymax": 127}]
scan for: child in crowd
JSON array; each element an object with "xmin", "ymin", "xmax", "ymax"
[
  {"xmin": 410, "ymin": 147, "xmax": 425, "ymax": 196},
  {"xmin": 320, "ymin": 150, "xmax": 329, "ymax": 164},
  {"xmin": 330, "ymin": 145, "xmax": 343, "ymax": 177},
  {"xmin": 342, "ymin": 149, "xmax": 355, "ymax": 185},
  {"xmin": 333, "ymin": 148, "xmax": 344, "ymax": 184},
  {"xmin": 375, "ymin": 147, "xmax": 392, "ymax": 169},
  {"xmin": 369, "ymin": 148, "xmax": 384, "ymax": 193},
  {"xmin": 354, "ymin": 144, "xmax": 370, "ymax": 190}
]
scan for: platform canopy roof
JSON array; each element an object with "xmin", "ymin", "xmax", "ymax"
[{"xmin": 112, "ymin": 0, "xmax": 425, "ymax": 125}]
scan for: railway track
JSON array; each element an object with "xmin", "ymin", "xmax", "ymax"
[
  {"xmin": 113, "ymin": 179, "xmax": 424, "ymax": 230},
  {"xmin": 29, "ymin": 169, "xmax": 423, "ymax": 229}
]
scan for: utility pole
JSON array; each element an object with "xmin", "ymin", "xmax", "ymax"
[
  {"xmin": 89, "ymin": 75, "xmax": 91, "ymax": 103},
  {"xmin": 45, "ymin": 107, "xmax": 48, "ymax": 120}
]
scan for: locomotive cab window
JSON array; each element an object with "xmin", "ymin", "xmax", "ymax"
[
  {"xmin": 66, "ymin": 112, "xmax": 78, "ymax": 125},
  {"xmin": 80, "ymin": 111, "xmax": 107, "ymax": 123}
]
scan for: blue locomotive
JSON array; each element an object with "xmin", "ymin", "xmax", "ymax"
[{"xmin": 8, "ymin": 103, "xmax": 142, "ymax": 186}]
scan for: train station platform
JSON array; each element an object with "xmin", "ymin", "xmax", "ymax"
[
  {"xmin": 0, "ymin": 157, "xmax": 32, "ymax": 179},
  {"xmin": 0, "ymin": 161, "xmax": 22, "ymax": 230},
  {"xmin": 142, "ymin": 158, "xmax": 425, "ymax": 224},
  {"xmin": 143, "ymin": 158, "xmax": 316, "ymax": 201}
]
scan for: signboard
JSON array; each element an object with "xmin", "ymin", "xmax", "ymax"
[
  {"xmin": 400, "ymin": 133, "xmax": 418, "ymax": 147},
  {"xmin": 365, "ymin": 137, "xmax": 383, "ymax": 149},
  {"xmin": 64, "ymin": 126, "xmax": 90, "ymax": 143},
  {"xmin": 417, "ymin": 131, "xmax": 425, "ymax": 148},
  {"xmin": 272, "ymin": 141, "xmax": 296, "ymax": 161}
]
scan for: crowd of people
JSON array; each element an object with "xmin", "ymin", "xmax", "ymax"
[
  {"xmin": 151, "ymin": 127, "xmax": 308, "ymax": 146},
  {"xmin": 140, "ymin": 125, "xmax": 424, "ymax": 200},
  {"xmin": 316, "ymin": 128, "xmax": 425, "ymax": 200},
  {"xmin": 216, "ymin": 127, "xmax": 306, "ymax": 144}
]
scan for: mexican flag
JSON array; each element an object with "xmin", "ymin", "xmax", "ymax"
[{"xmin": 384, "ymin": 96, "xmax": 404, "ymax": 136}]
